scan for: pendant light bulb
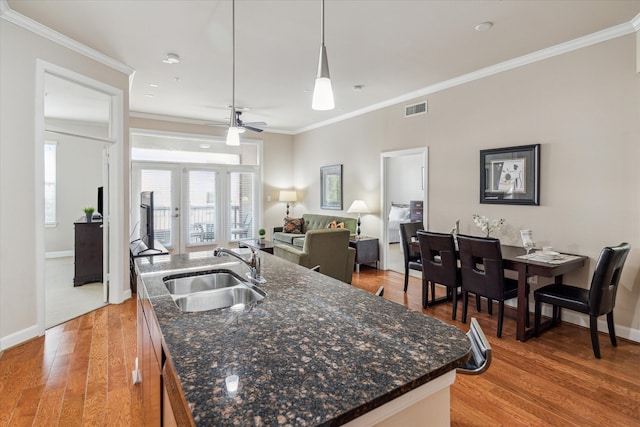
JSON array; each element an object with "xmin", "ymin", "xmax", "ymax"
[{"xmin": 312, "ymin": 0, "xmax": 334, "ymax": 111}]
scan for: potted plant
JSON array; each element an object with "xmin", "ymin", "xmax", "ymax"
[
  {"xmin": 258, "ymin": 228, "xmax": 266, "ymax": 240},
  {"xmin": 84, "ymin": 206, "xmax": 95, "ymax": 223}
]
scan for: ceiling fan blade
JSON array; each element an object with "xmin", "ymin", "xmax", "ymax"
[
  {"xmin": 243, "ymin": 121, "xmax": 267, "ymax": 127},
  {"xmin": 241, "ymin": 125, "xmax": 264, "ymax": 133}
]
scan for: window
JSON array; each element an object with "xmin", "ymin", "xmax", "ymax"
[{"xmin": 44, "ymin": 141, "xmax": 57, "ymax": 226}]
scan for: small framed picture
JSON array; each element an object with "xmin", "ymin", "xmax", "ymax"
[
  {"xmin": 480, "ymin": 144, "xmax": 540, "ymax": 205},
  {"xmin": 320, "ymin": 164, "xmax": 343, "ymax": 210}
]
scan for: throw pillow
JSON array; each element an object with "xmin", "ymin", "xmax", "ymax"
[
  {"xmin": 336, "ymin": 222, "xmax": 345, "ymax": 228},
  {"xmin": 326, "ymin": 220, "xmax": 337, "ymax": 229},
  {"xmin": 283, "ymin": 216, "xmax": 304, "ymax": 234}
]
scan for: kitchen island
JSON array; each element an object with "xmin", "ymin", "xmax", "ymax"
[{"xmin": 135, "ymin": 250, "xmax": 470, "ymax": 426}]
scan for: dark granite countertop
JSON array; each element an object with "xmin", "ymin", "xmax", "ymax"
[{"xmin": 136, "ymin": 250, "xmax": 470, "ymax": 426}]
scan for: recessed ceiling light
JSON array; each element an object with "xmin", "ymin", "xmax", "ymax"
[
  {"xmin": 145, "ymin": 94, "xmax": 154, "ymax": 98},
  {"xmin": 149, "ymin": 83, "xmax": 159, "ymax": 88},
  {"xmin": 162, "ymin": 53, "xmax": 180, "ymax": 64},
  {"xmin": 475, "ymin": 22, "xmax": 493, "ymax": 32},
  {"xmin": 200, "ymin": 143, "xmax": 210, "ymax": 149}
]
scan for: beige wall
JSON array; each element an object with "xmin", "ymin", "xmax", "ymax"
[
  {"xmin": 293, "ymin": 34, "xmax": 640, "ymax": 337},
  {"xmin": 128, "ymin": 117, "xmax": 295, "ymax": 239},
  {"xmin": 0, "ymin": 20, "xmax": 130, "ymax": 347}
]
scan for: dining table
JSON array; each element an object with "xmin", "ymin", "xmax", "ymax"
[{"xmin": 410, "ymin": 241, "xmax": 588, "ymax": 341}]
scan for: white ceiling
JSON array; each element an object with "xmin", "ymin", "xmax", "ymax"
[{"xmin": 6, "ymin": 0, "xmax": 640, "ymax": 133}]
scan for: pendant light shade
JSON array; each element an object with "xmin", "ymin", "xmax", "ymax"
[{"xmin": 312, "ymin": 0, "xmax": 334, "ymax": 111}]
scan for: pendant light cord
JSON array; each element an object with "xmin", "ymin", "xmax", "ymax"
[
  {"xmin": 320, "ymin": 0, "xmax": 325, "ymax": 46},
  {"xmin": 231, "ymin": 0, "xmax": 236, "ymax": 127}
]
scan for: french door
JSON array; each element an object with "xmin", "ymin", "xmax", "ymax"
[{"xmin": 132, "ymin": 162, "xmax": 258, "ymax": 253}]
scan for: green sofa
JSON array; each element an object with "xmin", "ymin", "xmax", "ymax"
[
  {"xmin": 273, "ymin": 228, "xmax": 356, "ymax": 284},
  {"xmin": 272, "ymin": 213, "xmax": 357, "ymax": 249}
]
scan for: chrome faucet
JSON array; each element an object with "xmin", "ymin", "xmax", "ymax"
[{"xmin": 213, "ymin": 247, "xmax": 263, "ymax": 283}]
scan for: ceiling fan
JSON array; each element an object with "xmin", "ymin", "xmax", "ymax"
[{"xmin": 232, "ymin": 110, "xmax": 266, "ymax": 133}]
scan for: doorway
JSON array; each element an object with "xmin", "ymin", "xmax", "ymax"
[
  {"xmin": 36, "ymin": 60, "xmax": 126, "ymax": 334},
  {"xmin": 380, "ymin": 148, "xmax": 428, "ymax": 273}
]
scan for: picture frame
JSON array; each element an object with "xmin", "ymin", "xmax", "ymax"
[
  {"xmin": 320, "ymin": 164, "xmax": 343, "ymax": 210},
  {"xmin": 480, "ymin": 144, "xmax": 540, "ymax": 205}
]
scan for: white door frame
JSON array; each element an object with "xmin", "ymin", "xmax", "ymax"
[
  {"xmin": 35, "ymin": 60, "xmax": 126, "ymax": 335},
  {"xmin": 379, "ymin": 147, "xmax": 428, "ymax": 270}
]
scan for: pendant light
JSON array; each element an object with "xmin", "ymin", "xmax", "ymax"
[
  {"xmin": 312, "ymin": 0, "xmax": 335, "ymax": 110},
  {"xmin": 226, "ymin": 0, "xmax": 242, "ymax": 146}
]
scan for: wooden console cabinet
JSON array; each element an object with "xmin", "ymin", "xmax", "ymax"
[{"xmin": 73, "ymin": 217, "xmax": 103, "ymax": 286}]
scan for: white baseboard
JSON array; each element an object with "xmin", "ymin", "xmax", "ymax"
[
  {"xmin": 518, "ymin": 301, "xmax": 640, "ymax": 343},
  {"xmin": 0, "ymin": 324, "xmax": 41, "ymax": 351},
  {"xmin": 45, "ymin": 250, "xmax": 74, "ymax": 259}
]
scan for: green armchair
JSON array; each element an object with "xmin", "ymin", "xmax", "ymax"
[{"xmin": 273, "ymin": 228, "xmax": 356, "ymax": 284}]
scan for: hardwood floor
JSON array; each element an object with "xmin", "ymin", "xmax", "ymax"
[{"xmin": 1, "ymin": 267, "xmax": 639, "ymax": 426}]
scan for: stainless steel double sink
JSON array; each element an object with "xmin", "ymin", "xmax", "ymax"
[{"xmin": 163, "ymin": 269, "xmax": 266, "ymax": 312}]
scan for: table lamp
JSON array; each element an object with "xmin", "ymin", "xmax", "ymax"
[
  {"xmin": 347, "ymin": 200, "xmax": 369, "ymax": 238},
  {"xmin": 279, "ymin": 191, "xmax": 297, "ymax": 216}
]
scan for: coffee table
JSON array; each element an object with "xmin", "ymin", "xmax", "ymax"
[{"xmin": 238, "ymin": 238, "xmax": 275, "ymax": 254}]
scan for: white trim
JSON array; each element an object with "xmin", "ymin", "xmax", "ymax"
[
  {"xmin": 632, "ymin": 13, "xmax": 640, "ymax": 32},
  {"xmin": 296, "ymin": 20, "xmax": 639, "ymax": 135},
  {"xmin": 45, "ymin": 250, "xmax": 73, "ymax": 259},
  {"xmin": 537, "ymin": 304, "xmax": 640, "ymax": 343},
  {"xmin": 379, "ymin": 147, "xmax": 428, "ymax": 271},
  {"xmin": 0, "ymin": 1, "xmax": 134, "ymax": 76},
  {"xmin": 0, "ymin": 325, "xmax": 41, "ymax": 352}
]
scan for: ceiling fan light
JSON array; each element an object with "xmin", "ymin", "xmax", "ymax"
[
  {"xmin": 312, "ymin": 76, "xmax": 334, "ymax": 111},
  {"xmin": 226, "ymin": 127, "xmax": 241, "ymax": 146}
]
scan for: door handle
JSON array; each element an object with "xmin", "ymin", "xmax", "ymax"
[{"xmin": 172, "ymin": 214, "xmax": 179, "ymax": 218}]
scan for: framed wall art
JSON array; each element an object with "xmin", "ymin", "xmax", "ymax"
[
  {"xmin": 320, "ymin": 164, "xmax": 343, "ymax": 210},
  {"xmin": 480, "ymin": 144, "xmax": 540, "ymax": 205}
]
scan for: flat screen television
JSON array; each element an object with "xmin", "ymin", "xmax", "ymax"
[
  {"xmin": 97, "ymin": 186, "xmax": 104, "ymax": 216},
  {"xmin": 140, "ymin": 191, "xmax": 155, "ymax": 250}
]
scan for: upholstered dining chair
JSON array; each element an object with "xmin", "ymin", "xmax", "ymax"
[
  {"xmin": 416, "ymin": 230, "xmax": 461, "ymax": 318},
  {"xmin": 457, "ymin": 234, "xmax": 528, "ymax": 338},
  {"xmin": 399, "ymin": 221, "xmax": 424, "ymax": 292},
  {"xmin": 534, "ymin": 242, "xmax": 630, "ymax": 359}
]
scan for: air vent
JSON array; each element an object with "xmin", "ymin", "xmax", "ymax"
[{"xmin": 405, "ymin": 101, "xmax": 427, "ymax": 117}]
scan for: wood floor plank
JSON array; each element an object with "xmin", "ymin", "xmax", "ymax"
[{"xmin": 1, "ymin": 268, "xmax": 639, "ymax": 426}]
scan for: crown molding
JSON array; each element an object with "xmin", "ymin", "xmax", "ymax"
[
  {"xmin": 0, "ymin": 0, "xmax": 134, "ymax": 76},
  {"xmin": 296, "ymin": 18, "xmax": 639, "ymax": 135}
]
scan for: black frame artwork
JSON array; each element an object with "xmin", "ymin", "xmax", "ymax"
[
  {"xmin": 480, "ymin": 144, "xmax": 540, "ymax": 205},
  {"xmin": 320, "ymin": 164, "xmax": 343, "ymax": 210}
]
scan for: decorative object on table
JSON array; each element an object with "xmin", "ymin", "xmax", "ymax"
[
  {"xmin": 279, "ymin": 190, "xmax": 297, "ymax": 216},
  {"xmin": 83, "ymin": 206, "xmax": 95, "ymax": 223},
  {"xmin": 480, "ymin": 144, "xmax": 540, "ymax": 205},
  {"xmin": 472, "ymin": 214, "xmax": 504, "ymax": 237},
  {"xmin": 347, "ymin": 199, "xmax": 369, "ymax": 238},
  {"xmin": 258, "ymin": 228, "xmax": 266, "ymax": 240},
  {"xmin": 520, "ymin": 229, "xmax": 535, "ymax": 255},
  {"xmin": 320, "ymin": 164, "xmax": 342, "ymax": 210},
  {"xmin": 311, "ymin": 0, "xmax": 335, "ymax": 111}
]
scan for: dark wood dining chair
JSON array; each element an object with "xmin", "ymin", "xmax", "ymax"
[
  {"xmin": 457, "ymin": 234, "xmax": 528, "ymax": 338},
  {"xmin": 399, "ymin": 221, "xmax": 424, "ymax": 292},
  {"xmin": 534, "ymin": 242, "xmax": 630, "ymax": 359},
  {"xmin": 416, "ymin": 230, "xmax": 461, "ymax": 318}
]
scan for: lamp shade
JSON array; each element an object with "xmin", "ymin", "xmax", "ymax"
[
  {"xmin": 226, "ymin": 126, "xmax": 241, "ymax": 146},
  {"xmin": 347, "ymin": 200, "xmax": 369, "ymax": 214},
  {"xmin": 279, "ymin": 191, "xmax": 298, "ymax": 202}
]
